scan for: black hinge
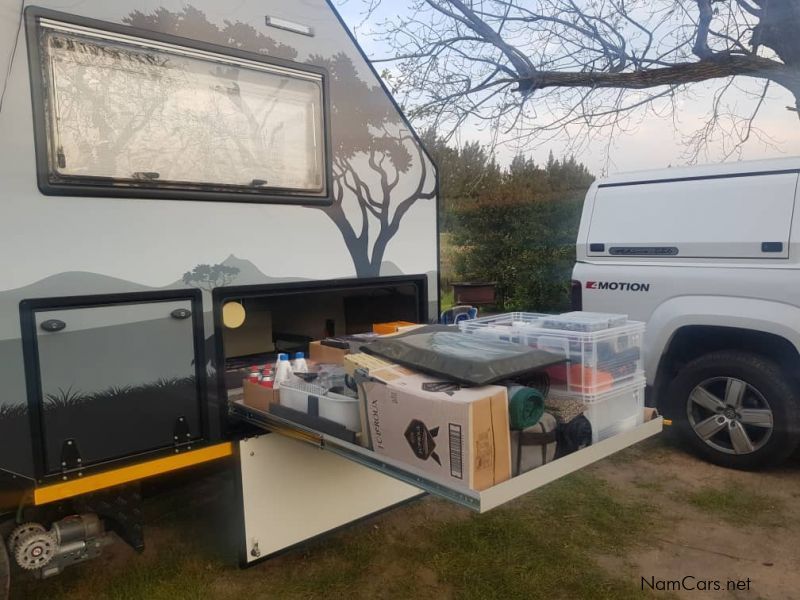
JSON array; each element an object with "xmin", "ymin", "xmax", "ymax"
[
  {"xmin": 60, "ymin": 438, "xmax": 83, "ymax": 479},
  {"xmin": 173, "ymin": 416, "xmax": 192, "ymax": 452}
]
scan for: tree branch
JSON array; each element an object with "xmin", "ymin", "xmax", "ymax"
[
  {"xmin": 693, "ymin": 0, "xmax": 714, "ymax": 59},
  {"xmin": 735, "ymin": 0, "xmax": 762, "ymax": 17},
  {"xmin": 518, "ymin": 53, "xmax": 789, "ymax": 94}
]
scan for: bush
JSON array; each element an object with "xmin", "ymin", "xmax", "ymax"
[{"xmin": 451, "ymin": 154, "xmax": 592, "ymax": 312}]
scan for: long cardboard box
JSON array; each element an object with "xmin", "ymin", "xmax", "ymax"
[
  {"xmin": 343, "ymin": 352, "xmax": 399, "ymax": 377},
  {"xmin": 362, "ymin": 367, "xmax": 511, "ymax": 492}
]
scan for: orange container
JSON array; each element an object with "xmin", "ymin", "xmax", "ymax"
[
  {"xmin": 546, "ymin": 364, "xmax": 614, "ymax": 394},
  {"xmin": 372, "ymin": 321, "xmax": 417, "ymax": 335}
]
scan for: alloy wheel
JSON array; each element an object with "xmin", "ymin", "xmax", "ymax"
[{"xmin": 687, "ymin": 377, "xmax": 773, "ymax": 455}]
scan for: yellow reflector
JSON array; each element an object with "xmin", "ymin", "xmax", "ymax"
[{"xmin": 223, "ymin": 301, "xmax": 246, "ymax": 328}]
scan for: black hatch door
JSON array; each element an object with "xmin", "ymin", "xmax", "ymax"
[{"xmin": 21, "ymin": 291, "xmax": 206, "ymax": 478}]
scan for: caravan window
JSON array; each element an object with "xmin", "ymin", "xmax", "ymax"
[{"xmin": 29, "ymin": 14, "xmax": 330, "ymax": 203}]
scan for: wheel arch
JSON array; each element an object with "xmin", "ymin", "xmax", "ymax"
[{"xmin": 646, "ymin": 296, "xmax": 800, "ymax": 407}]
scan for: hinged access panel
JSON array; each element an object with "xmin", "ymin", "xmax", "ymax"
[
  {"xmin": 236, "ymin": 434, "xmax": 422, "ymax": 564},
  {"xmin": 20, "ymin": 290, "xmax": 207, "ymax": 480}
]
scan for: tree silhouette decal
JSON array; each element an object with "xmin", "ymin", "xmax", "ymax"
[
  {"xmin": 182, "ymin": 264, "xmax": 241, "ymax": 291},
  {"xmin": 124, "ymin": 7, "xmax": 435, "ymax": 279},
  {"xmin": 310, "ymin": 53, "xmax": 436, "ymax": 276}
]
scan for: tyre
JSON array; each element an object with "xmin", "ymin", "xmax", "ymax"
[
  {"xmin": 664, "ymin": 350, "xmax": 800, "ymax": 470},
  {"xmin": 1, "ymin": 532, "xmax": 9, "ymax": 600}
]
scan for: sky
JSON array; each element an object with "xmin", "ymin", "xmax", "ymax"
[{"xmin": 335, "ymin": 1, "xmax": 800, "ymax": 176}]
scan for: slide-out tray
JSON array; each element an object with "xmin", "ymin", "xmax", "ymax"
[{"xmin": 230, "ymin": 401, "xmax": 662, "ymax": 513}]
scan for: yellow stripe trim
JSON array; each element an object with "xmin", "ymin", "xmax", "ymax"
[{"xmin": 34, "ymin": 442, "xmax": 233, "ymax": 506}]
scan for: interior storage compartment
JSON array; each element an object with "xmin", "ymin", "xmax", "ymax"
[{"xmin": 217, "ymin": 276, "xmax": 427, "ymax": 393}]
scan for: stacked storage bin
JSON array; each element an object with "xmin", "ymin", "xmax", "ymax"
[{"xmin": 459, "ymin": 311, "xmax": 646, "ymax": 442}]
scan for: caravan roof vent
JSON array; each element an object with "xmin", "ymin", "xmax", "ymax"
[{"xmin": 265, "ymin": 16, "xmax": 315, "ymax": 37}]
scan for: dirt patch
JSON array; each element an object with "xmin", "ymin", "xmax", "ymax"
[{"xmin": 593, "ymin": 434, "xmax": 800, "ymax": 599}]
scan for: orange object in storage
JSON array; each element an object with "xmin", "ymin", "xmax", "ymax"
[
  {"xmin": 546, "ymin": 364, "xmax": 614, "ymax": 394},
  {"xmin": 372, "ymin": 321, "xmax": 417, "ymax": 335}
]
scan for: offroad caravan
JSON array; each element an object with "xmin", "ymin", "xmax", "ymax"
[{"xmin": 0, "ymin": 0, "xmax": 661, "ymax": 593}]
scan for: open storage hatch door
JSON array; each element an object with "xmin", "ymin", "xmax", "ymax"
[
  {"xmin": 20, "ymin": 290, "xmax": 207, "ymax": 481},
  {"xmin": 236, "ymin": 433, "xmax": 423, "ymax": 563}
]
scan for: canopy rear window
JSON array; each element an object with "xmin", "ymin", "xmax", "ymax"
[{"xmin": 29, "ymin": 12, "xmax": 330, "ymax": 203}]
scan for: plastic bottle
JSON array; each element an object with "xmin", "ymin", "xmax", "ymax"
[
  {"xmin": 292, "ymin": 352, "xmax": 309, "ymax": 373},
  {"xmin": 248, "ymin": 366, "xmax": 260, "ymax": 382},
  {"xmin": 259, "ymin": 365, "xmax": 273, "ymax": 388},
  {"xmin": 273, "ymin": 353, "xmax": 293, "ymax": 388}
]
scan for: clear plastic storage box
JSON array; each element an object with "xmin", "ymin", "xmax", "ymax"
[
  {"xmin": 459, "ymin": 312, "xmax": 645, "ymax": 395},
  {"xmin": 458, "ymin": 312, "xmax": 549, "ymax": 344},
  {"xmin": 550, "ymin": 376, "xmax": 646, "ymax": 443},
  {"xmin": 541, "ymin": 311, "xmax": 628, "ymax": 332}
]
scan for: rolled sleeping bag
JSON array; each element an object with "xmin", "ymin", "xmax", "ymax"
[
  {"xmin": 506, "ymin": 385, "xmax": 545, "ymax": 430},
  {"xmin": 555, "ymin": 415, "xmax": 593, "ymax": 459}
]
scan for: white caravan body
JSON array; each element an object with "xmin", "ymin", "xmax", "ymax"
[
  {"xmin": 0, "ymin": 0, "xmax": 439, "ymax": 560},
  {"xmin": 0, "ymin": 0, "xmax": 439, "ymax": 479}
]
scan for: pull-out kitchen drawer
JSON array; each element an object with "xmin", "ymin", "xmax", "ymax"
[
  {"xmin": 232, "ymin": 402, "xmax": 660, "ymax": 512},
  {"xmin": 231, "ymin": 401, "xmax": 661, "ymax": 562}
]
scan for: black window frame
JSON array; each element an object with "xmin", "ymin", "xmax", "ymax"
[{"xmin": 24, "ymin": 6, "xmax": 334, "ymax": 207}]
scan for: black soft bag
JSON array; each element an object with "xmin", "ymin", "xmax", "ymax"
[{"xmin": 554, "ymin": 415, "xmax": 593, "ymax": 459}]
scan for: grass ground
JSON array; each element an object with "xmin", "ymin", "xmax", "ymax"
[
  {"xmin": 11, "ymin": 433, "xmax": 800, "ymax": 600},
  {"xmin": 11, "ymin": 469, "xmax": 656, "ymax": 600}
]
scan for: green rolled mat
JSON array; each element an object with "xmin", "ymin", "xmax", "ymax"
[{"xmin": 507, "ymin": 385, "xmax": 545, "ymax": 430}]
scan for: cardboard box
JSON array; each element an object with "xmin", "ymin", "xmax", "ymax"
[
  {"xmin": 362, "ymin": 367, "xmax": 511, "ymax": 492},
  {"xmin": 344, "ymin": 354, "xmax": 415, "ymax": 445},
  {"xmin": 309, "ymin": 341, "xmax": 350, "ymax": 365},
  {"xmin": 242, "ymin": 379, "xmax": 280, "ymax": 412}
]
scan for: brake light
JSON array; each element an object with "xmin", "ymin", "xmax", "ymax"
[{"xmin": 570, "ymin": 280, "xmax": 582, "ymax": 311}]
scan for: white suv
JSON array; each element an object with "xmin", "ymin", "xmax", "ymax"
[{"xmin": 571, "ymin": 157, "xmax": 800, "ymax": 469}]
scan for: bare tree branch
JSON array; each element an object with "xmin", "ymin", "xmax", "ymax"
[{"xmin": 362, "ymin": 0, "xmax": 800, "ymax": 161}]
